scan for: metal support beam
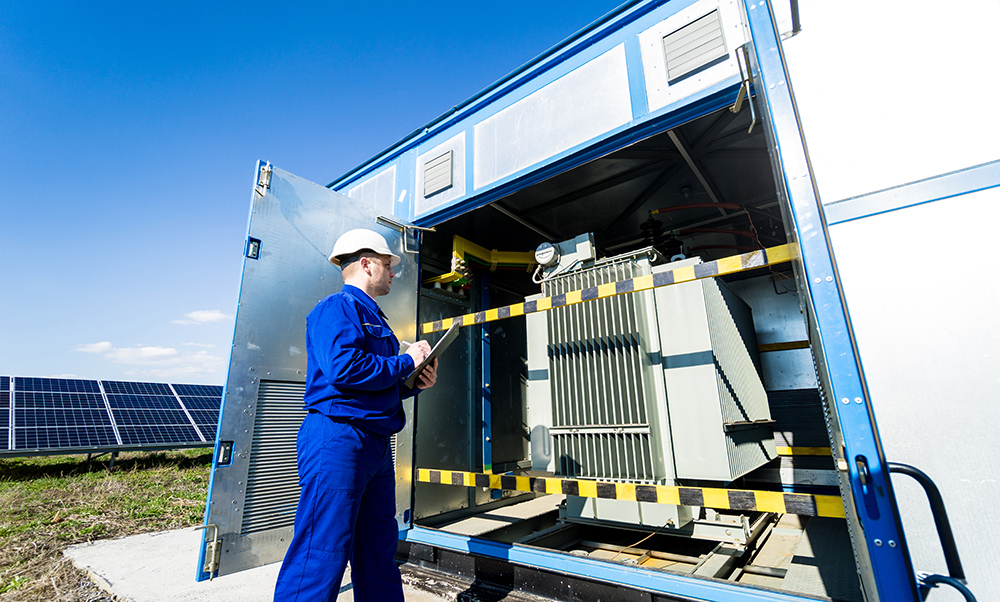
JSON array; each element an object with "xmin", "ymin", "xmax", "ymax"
[
  {"xmin": 522, "ymin": 160, "xmax": 668, "ymax": 217},
  {"xmin": 599, "ymin": 163, "xmax": 684, "ymax": 239},
  {"xmin": 489, "ymin": 203, "xmax": 556, "ymax": 241},
  {"xmin": 668, "ymin": 130, "xmax": 727, "ymax": 214},
  {"xmin": 692, "ymin": 108, "xmax": 742, "ymax": 150}
]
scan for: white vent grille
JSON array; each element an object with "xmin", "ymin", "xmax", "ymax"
[
  {"xmin": 662, "ymin": 9, "xmax": 728, "ymax": 83},
  {"xmin": 240, "ymin": 380, "xmax": 306, "ymax": 536},
  {"xmin": 423, "ymin": 150, "xmax": 453, "ymax": 197}
]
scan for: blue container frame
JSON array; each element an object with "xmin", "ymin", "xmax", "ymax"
[
  {"xmin": 194, "ymin": 1, "xmax": 947, "ymax": 597},
  {"xmin": 741, "ymin": 1, "xmax": 918, "ymax": 599}
]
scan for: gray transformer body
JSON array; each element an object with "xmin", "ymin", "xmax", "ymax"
[{"xmin": 527, "ymin": 248, "xmax": 774, "ymax": 527}]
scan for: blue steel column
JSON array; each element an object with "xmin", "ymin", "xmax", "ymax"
[
  {"xmin": 742, "ymin": 1, "xmax": 918, "ymax": 600},
  {"xmin": 480, "ymin": 274, "xmax": 493, "ymax": 476}
]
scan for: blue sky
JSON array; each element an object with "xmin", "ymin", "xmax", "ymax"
[{"xmin": 1, "ymin": 1, "xmax": 622, "ymax": 385}]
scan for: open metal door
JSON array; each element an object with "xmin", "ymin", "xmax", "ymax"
[
  {"xmin": 196, "ymin": 161, "xmax": 419, "ymax": 581},
  {"xmin": 741, "ymin": 2, "xmax": 919, "ymax": 600}
]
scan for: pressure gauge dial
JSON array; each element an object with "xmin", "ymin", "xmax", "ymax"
[{"xmin": 535, "ymin": 242, "xmax": 560, "ymax": 267}]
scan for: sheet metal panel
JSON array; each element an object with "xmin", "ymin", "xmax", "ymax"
[
  {"xmin": 412, "ymin": 290, "xmax": 475, "ymax": 520},
  {"xmin": 780, "ymin": 0, "xmax": 1000, "ymax": 204},
  {"xmin": 639, "ymin": 0, "xmax": 745, "ymax": 113},
  {"xmin": 347, "ymin": 164, "xmax": 397, "ymax": 216},
  {"xmin": 199, "ymin": 163, "xmax": 418, "ymax": 579},
  {"xmin": 473, "ymin": 44, "xmax": 632, "ymax": 190},
  {"xmin": 829, "ymin": 187, "xmax": 1000, "ymax": 601}
]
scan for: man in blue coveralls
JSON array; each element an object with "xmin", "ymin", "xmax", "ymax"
[{"xmin": 274, "ymin": 228, "xmax": 437, "ymax": 602}]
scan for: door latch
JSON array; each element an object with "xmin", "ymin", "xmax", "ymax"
[
  {"xmin": 195, "ymin": 523, "xmax": 222, "ymax": 580},
  {"xmin": 730, "ymin": 45, "xmax": 757, "ymax": 134}
]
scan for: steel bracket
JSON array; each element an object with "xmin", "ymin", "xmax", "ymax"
[
  {"xmin": 730, "ymin": 45, "xmax": 757, "ymax": 134},
  {"xmin": 376, "ymin": 215, "xmax": 436, "ymax": 255},
  {"xmin": 254, "ymin": 161, "xmax": 272, "ymax": 197}
]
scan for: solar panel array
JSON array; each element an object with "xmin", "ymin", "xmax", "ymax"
[{"xmin": 1, "ymin": 376, "xmax": 223, "ymax": 456}]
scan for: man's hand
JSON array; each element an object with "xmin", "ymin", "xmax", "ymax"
[
  {"xmin": 404, "ymin": 340, "xmax": 431, "ymax": 364},
  {"xmin": 416, "ymin": 358, "xmax": 437, "ymax": 389}
]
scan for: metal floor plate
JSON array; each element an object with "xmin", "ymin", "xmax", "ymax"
[
  {"xmin": 782, "ymin": 517, "xmax": 863, "ymax": 601},
  {"xmin": 437, "ymin": 495, "xmax": 565, "ymax": 537}
]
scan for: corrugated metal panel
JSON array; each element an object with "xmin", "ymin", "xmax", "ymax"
[
  {"xmin": 423, "ymin": 150, "xmax": 453, "ymax": 197},
  {"xmin": 662, "ymin": 9, "xmax": 727, "ymax": 83},
  {"xmin": 543, "ymin": 255, "xmax": 654, "ymax": 482},
  {"xmin": 703, "ymin": 280, "xmax": 774, "ymax": 478},
  {"xmin": 240, "ymin": 380, "xmax": 306, "ymax": 536}
]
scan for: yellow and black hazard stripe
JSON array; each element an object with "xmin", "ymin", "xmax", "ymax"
[
  {"xmin": 416, "ymin": 467, "xmax": 844, "ymax": 519},
  {"xmin": 776, "ymin": 446, "xmax": 832, "ymax": 457},
  {"xmin": 421, "ymin": 244, "xmax": 797, "ymax": 334}
]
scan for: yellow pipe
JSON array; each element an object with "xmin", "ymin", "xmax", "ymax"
[{"xmin": 424, "ymin": 235, "xmax": 536, "ymax": 285}]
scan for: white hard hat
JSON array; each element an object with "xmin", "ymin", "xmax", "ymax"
[{"xmin": 329, "ymin": 229, "xmax": 401, "ymax": 267}]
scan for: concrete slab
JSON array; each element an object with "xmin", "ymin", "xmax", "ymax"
[{"xmin": 64, "ymin": 528, "xmax": 447, "ymax": 601}]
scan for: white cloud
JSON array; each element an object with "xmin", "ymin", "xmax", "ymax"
[
  {"xmin": 183, "ymin": 342, "xmax": 215, "ymax": 348},
  {"xmin": 75, "ymin": 341, "xmax": 225, "ymax": 380},
  {"xmin": 77, "ymin": 341, "xmax": 114, "ymax": 354},
  {"xmin": 172, "ymin": 310, "xmax": 233, "ymax": 325},
  {"xmin": 46, "ymin": 373, "xmax": 80, "ymax": 379}
]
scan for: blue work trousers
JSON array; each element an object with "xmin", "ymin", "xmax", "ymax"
[{"xmin": 273, "ymin": 412, "xmax": 403, "ymax": 602}]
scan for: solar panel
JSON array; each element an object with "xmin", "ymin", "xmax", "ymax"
[
  {"xmin": 0, "ymin": 376, "xmax": 221, "ymax": 456},
  {"xmin": 178, "ymin": 396, "xmax": 222, "ymax": 438},
  {"xmin": 101, "ymin": 380, "xmax": 172, "ymax": 395},
  {"xmin": 15, "ymin": 377, "xmax": 101, "ymax": 394},
  {"xmin": 172, "ymin": 383, "xmax": 224, "ymax": 440},
  {"xmin": 1, "ymin": 378, "xmax": 10, "ymax": 451},
  {"xmin": 173, "ymin": 384, "xmax": 223, "ymax": 397},
  {"xmin": 102, "ymin": 381, "xmax": 203, "ymax": 445},
  {"xmin": 11, "ymin": 384, "xmax": 117, "ymax": 451}
]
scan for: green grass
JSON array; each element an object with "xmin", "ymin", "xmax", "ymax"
[{"xmin": 0, "ymin": 449, "xmax": 212, "ymax": 601}]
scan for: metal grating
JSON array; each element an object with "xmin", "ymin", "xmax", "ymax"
[
  {"xmin": 543, "ymin": 256, "xmax": 654, "ymax": 482},
  {"xmin": 662, "ymin": 9, "xmax": 728, "ymax": 83},
  {"xmin": 240, "ymin": 380, "xmax": 307, "ymax": 536},
  {"xmin": 423, "ymin": 150, "xmax": 453, "ymax": 197}
]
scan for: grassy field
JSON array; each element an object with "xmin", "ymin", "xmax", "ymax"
[{"xmin": 0, "ymin": 449, "xmax": 213, "ymax": 601}]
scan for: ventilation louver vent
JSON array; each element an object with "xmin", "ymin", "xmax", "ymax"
[
  {"xmin": 240, "ymin": 380, "xmax": 306, "ymax": 536},
  {"xmin": 662, "ymin": 9, "xmax": 728, "ymax": 83},
  {"xmin": 423, "ymin": 150, "xmax": 453, "ymax": 197}
]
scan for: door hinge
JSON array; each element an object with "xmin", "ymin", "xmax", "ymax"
[
  {"xmin": 730, "ymin": 44, "xmax": 757, "ymax": 134},
  {"xmin": 195, "ymin": 524, "xmax": 222, "ymax": 580},
  {"xmin": 255, "ymin": 161, "xmax": 273, "ymax": 197}
]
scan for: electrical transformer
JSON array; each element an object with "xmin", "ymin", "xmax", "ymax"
[{"xmin": 526, "ymin": 235, "xmax": 776, "ymax": 529}]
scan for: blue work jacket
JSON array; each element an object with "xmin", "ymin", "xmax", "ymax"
[{"xmin": 303, "ymin": 284, "xmax": 417, "ymax": 438}]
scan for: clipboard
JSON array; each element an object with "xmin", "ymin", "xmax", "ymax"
[{"xmin": 405, "ymin": 321, "xmax": 460, "ymax": 388}]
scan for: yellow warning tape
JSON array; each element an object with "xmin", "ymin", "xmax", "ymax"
[
  {"xmin": 757, "ymin": 340, "xmax": 810, "ymax": 352},
  {"xmin": 416, "ymin": 467, "xmax": 844, "ymax": 519},
  {"xmin": 421, "ymin": 244, "xmax": 797, "ymax": 334},
  {"xmin": 776, "ymin": 446, "xmax": 832, "ymax": 457}
]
